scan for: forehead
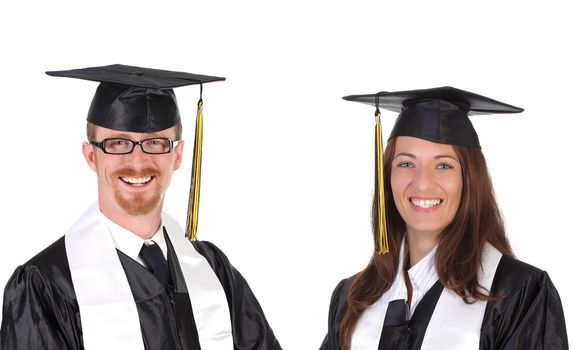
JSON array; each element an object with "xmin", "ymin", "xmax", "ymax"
[
  {"xmin": 93, "ymin": 124, "xmax": 176, "ymax": 140},
  {"xmin": 394, "ymin": 136, "xmax": 457, "ymax": 157}
]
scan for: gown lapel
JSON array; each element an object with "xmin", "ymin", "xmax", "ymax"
[{"xmin": 377, "ymin": 281, "xmax": 444, "ymax": 350}]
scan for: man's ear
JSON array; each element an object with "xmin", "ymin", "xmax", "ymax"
[
  {"xmin": 173, "ymin": 140, "xmax": 185, "ymax": 170},
  {"xmin": 82, "ymin": 142, "xmax": 97, "ymax": 172}
]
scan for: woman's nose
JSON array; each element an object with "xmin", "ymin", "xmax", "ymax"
[{"xmin": 413, "ymin": 166, "xmax": 435, "ymax": 191}]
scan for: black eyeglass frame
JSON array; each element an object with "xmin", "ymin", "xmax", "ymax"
[{"xmin": 90, "ymin": 137, "xmax": 181, "ymax": 155}]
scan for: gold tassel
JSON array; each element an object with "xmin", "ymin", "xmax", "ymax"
[
  {"xmin": 186, "ymin": 98, "xmax": 204, "ymax": 241},
  {"xmin": 375, "ymin": 109, "xmax": 389, "ymax": 254}
]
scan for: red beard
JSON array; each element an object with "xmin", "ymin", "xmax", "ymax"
[{"xmin": 111, "ymin": 167, "xmax": 163, "ymax": 216}]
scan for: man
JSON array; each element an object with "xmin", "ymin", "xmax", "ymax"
[{"xmin": 0, "ymin": 65, "xmax": 281, "ymax": 350}]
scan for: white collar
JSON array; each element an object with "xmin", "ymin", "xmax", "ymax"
[
  {"xmin": 375, "ymin": 241, "xmax": 439, "ymax": 315},
  {"xmin": 100, "ymin": 212, "xmax": 168, "ymax": 263},
  {"xmin": 407, "ymin": 243, "xmax": 439, "ymax": 315}
]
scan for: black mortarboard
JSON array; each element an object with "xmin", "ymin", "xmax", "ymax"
[
  {"xmin": 343, "ymin": 86, "xmax": 524, "ymax": 148},
  {"xmin": 46, "ymin": 64, "xmax": 225, "ymax": 133},
  {"xmin": 47, "ymin": 64, "xmax": 226, "ymax": 241},
  {"xmin": 342, "ymin": 86, "xmax": 523, "ymax": 254}
]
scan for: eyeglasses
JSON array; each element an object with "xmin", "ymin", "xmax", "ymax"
[{"xmin": 90, "ymin": 138, "xmax": 180, "ymax": 155}]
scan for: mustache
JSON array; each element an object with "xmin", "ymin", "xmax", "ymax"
[{"xmin": 112, "ymin": 167, "xmax": 161, "ymax": 178}]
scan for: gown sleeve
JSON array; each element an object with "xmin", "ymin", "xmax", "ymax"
[
  {"xmin": 480, "ymin": 256, "xmax": 569, "ymax": 350},
  {"xmin": 0, "ymin": 265, "xmax": 82, "ymax": 350},
  {"xmin": 193, "ymin": 241, "xmax": 282, "ymax": 350}
]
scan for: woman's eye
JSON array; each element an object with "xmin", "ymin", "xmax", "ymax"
[
  {"xmin": 397, "ymin": 162, "xmax": 413, "ymax": 168},
  {"xmin": 436, "ymin": 163, "xmax": 453, "ymax": 169}
]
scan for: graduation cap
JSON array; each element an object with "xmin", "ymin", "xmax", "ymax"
[
  {"xmin": 47, "ymin": 64, "xmax": 226, "ymax": 241},
  {"xmin": 343, "ymin": 86, "xmax": 524, "ymax": 254}
]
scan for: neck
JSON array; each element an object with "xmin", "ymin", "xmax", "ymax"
[
  {"xmin": 406, "ymin": 229, "xmax": 440, "ymax": 267},
  {"xmin": 99, "ymin": 200, "xmax": 162, "ymax": 239}
]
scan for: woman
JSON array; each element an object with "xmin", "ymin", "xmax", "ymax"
[{"xmin": 321, "ymin": 87, "xmax": 568, "ymax": 349}]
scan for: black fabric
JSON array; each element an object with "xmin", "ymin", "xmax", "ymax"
[
  {"xmin": 377, "ymin": 281, "xmax": 444, "ymax": 350},
  {"xmin": 0, "ymin": 236, "xmax": 281, "ymax": 350},
  {"xmin": 45, "ymin": 64, "xmax": 226, "ymax": 133},
  {"xmin": 383, "ymin": 300, "xmax": 407, "ymax": 327},
  {"xmin": 86, "ymin": 83, "xmax": 182, "ymax": 133},
  {"xmin": 139, "ymin": 241, "xmax": 170, "ymax": 287},
  {"xmin": 391, "ymin": 99, "xmax": 480, "ymax": 147},
  {"xmin": 46, "ymin": 64, "xmax": 226, "ymax": 89},
  {"xmin": 192, "ymin": 242, "xmax": 282, "ymax": 350},
  {"xmin": 319, "ymin": 277, "xmax": 352, "ymax": 350},
  {"xmin": 343, "ymin": 86, "xmax": 524, "ymax": 148},
  {"xmin": 480, "ymin": 256, "xmax": 569, "ymax": 349},
  {"xmin": 320, "ymin": 256, "xmax": 568, "ymax": 350},
  {"xmin": 117, "ymin": 247, "xmax": 195, "ymax": 350}
]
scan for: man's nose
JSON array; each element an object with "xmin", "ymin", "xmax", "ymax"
[{"xmin": 124, "ymin": 143, "xmax": 150, "ymax": 162}]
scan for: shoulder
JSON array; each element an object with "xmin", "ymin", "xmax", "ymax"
[
  {"xmin": 482, "ymin": 256, "xmax": 568, "ymax": 348},
  {"xmin": 488, "ymin": 255, "xmax": 564, "ymax": 323},
  {"xmin": 4, "ymin": 236, "xmax": 77, "ymax": 304},
  {"xmin": 191, "ymin": 240, "xmax": 242, "ymax": 289},
  {"xmin": 328, "ymin": 274, "xmax": 357, "ymax": 319},
  {"xmin": 321, "ymin": 275, "xmax": 357, "ymax": 349},
  {"xmin": 331, "ymin": 276, "xmax": 355, "ymax": 301},
  {"xmin": 192, "ymin": 239, "xmax": 226, "ymax": 257},
  {"xmin": 192, "ymin": 240, "xmax": 232, "ymax": 268},
  {"xmin": 492, "ymin": 255, "xmax": 551, "ymax": 296},
  {"xmin": 26, "ymin": 236, "xmax": 69, "ymax": 269}
]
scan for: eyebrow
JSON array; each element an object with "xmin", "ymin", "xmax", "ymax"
[
  {"xmin": 394, "ymin": 152, "xmax": 459, "ymax": 161},
  {"xmin": 394, "ymin": 152, "xmax": 416, "ymax": 159},
  {"xmin": 106, "ymin": 133, "xmax": 164, "ymax": 140},
  {"xmin": 435, "ymin": 155, "xmax": 459, "ymax": 161}
]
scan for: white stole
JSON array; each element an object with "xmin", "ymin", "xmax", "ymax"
[
  {"xmin": 350, "ymin": 242, "xmax": 502, "ymax": 349},
  {"xmin": 65, "ymin": 203, "xmax": 234, "ymax": 350},
  {"xmin": 421, "ymin": 243, "xmax": 501, "ymax": 350}
]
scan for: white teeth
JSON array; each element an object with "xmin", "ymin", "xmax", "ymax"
[
  {"xmin": 121, "ymin": 176, "xmax": 152, "ymax": 185},
  {"xmin": 412, "ymin": 199, "xmax": 442, "ymax": 208}
]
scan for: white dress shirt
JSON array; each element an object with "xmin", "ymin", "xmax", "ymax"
[
  {"xmin": 100, "ymin": 212, "xmax": 168, "ymax": 266},
  {"xmin": 407, "ymin": 244, "xmax": 439, "ymax": 316}
]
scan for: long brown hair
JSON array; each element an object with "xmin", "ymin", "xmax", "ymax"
[{"xmin": 338, "ymin": 138, "xmax": 513, "ymax": 349}]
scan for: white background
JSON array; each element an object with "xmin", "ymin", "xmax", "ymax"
[{"xmin": 0, "ymin": 1, "xmax": 580, "ymax": 349}]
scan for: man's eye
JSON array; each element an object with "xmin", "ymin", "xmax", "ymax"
[{"xmin": 108, "ymin": 139, "xmax": 131, "ymax": 146}]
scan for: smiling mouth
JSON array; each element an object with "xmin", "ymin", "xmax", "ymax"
[
  {"xmin": 120, "ymin": 176, "xmax": 153, "ymax": 187},
  {"xmin": 410, "ymin": 198, "xmax": 442, "ymax": 209}
]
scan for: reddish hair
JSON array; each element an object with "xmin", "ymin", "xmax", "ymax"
[
  {"xmin": 338, "ymin": 138, "xmax": 513, "ymax": 349},
  {"xmin": 86, "ymin": 122, "xmax": 183, "ymax": 141}
]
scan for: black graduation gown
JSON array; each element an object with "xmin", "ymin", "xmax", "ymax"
[
  {"xmin": 0, "ymin": 236, "xmax": 281, "ymax": 350},
  {"xmin": 320, "ymin": 256, "xmax": 568, "ymax": 350}
]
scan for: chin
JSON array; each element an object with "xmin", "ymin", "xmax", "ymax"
[
  {"xmin": 115, "ymin": 194, "xmax": 161, "ymax": 216},
  {"xmin": 406, "ymin": 223, "xmax": 448, "ymax": 237}
]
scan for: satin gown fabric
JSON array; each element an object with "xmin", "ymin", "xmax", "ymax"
[{"xmin": 0, "ymin": 238, "xmax": 281, "ymax": 350}]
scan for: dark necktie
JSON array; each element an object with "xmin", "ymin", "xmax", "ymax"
[
  {"xmin": 384, "ymin": 299, "xmax": 408, "ymax": 326},
  {"xmin": 139, "ymin": 241, "xmax": 170, "ymax": 287}
]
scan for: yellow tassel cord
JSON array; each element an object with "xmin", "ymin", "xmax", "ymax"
[
  {"xmin": 186, "ymin": 99, "xmax": 204, "ymax": 241},
  {"xmin": 375, "ymin": 110, "xmax": 389, "ymax": 254}
]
